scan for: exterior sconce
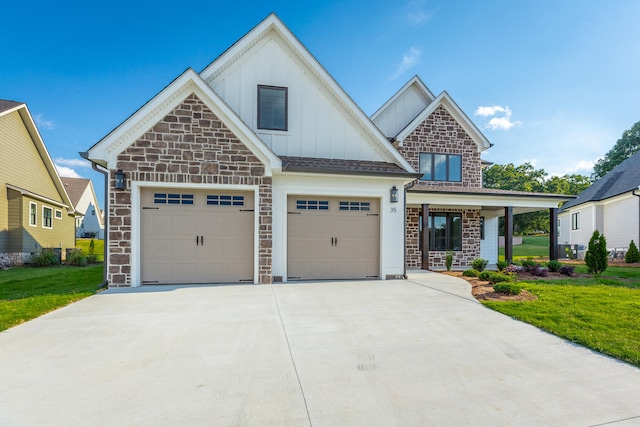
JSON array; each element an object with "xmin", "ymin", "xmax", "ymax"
[
  {"xmin": 390, "ymin": 186, "xmax": 399, "ymax": 203},
  {"xmin": 114, "ymin": 170, "xmax": 127, "ymax": 190}
]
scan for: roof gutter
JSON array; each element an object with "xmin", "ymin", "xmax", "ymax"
[{"xmin": 281, "ymin": 164, "xmax": 423, "ymax": 179}]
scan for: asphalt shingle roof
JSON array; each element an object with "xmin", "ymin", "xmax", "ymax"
[
  {"xmin": 562, "ymin": 149, "xmax": 640, "ymax": 210},
  {"xmin": 61, "ymin": 177, "xmax": 91, "ymax": 207},
  {"xmin": 0, "ymin": 99, "xmax": 24, "ymax": 114},
  {"xmin": 280, "ymin": 156, "xmax": 421, "ymax": 178}
]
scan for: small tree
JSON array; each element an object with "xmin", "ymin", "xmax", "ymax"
[
  {"xmin": 625, "ymin": 240, "xmax": 640, "ymax": 263},
  {"xmin": 585, "ymin": 230, "xmax": 608, "ymax": 275},
  {"xmin": 445, "ymin": 251, "xmax": 454, "ymax": 271}
]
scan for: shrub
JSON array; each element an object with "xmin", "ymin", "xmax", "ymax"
[
  {"xmin": 462, "ymin": 269, "xmax": 480, "ymax": 277},
  {"xmin": 66, "ymin": 250, "xmax": 88, "ymax": 267},
  {"xmin": 496, "ymin": 260, "xmax": 510, "ymax": 272},
  {"xmin": 479, "ymin": 271, "xmax": 512, "ymax": 284},
  {"xmin": 503, "ymin": 264, "xmax": 523, "ymax": 275},
  {"xmin": 585, "ymin": 230, "xmax": 608, "ymax": 275},
  {"xmin": 471, "ymin": 258, "xmax": 488, "ymax": 272},
  {"xmin": 531, "ymin": 267, "xmax": 549, "ymax": 277},
  {"xmin": 559, "ymin": 265, "xmax": 575, "ymax": 277},
  {"xmin": 87, "ymin": 239, "xmax": 98, "ymax": 264},
  {"xmin": 521, "ymin": 257, "xmax": 540, "ymax": 272},
  {"xmin": 30, "ymin": 248, "xmax": 60, "ymax": 267},
  {"xmin": 493, "ymin": 283, "xmax": 522, "ymax": 295},
  {"xmin": 445, "ymin": 251, "xmax": 454, "ymax": 271},
  {"xmin": 546, "ymin": 260, "xmax": 562, "ymax": 272},
  {"xmin": 625, "ymin": 240, "xmax": 640, "ymax": 263}
]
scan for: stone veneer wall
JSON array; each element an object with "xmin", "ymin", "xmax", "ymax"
[
  {"xmin": 109, "ymin": 93, "xmax": 272, "ymax": 287},
  {"xmin": 397, "ymin": 105, "xmax": 481, "ymax": 188},
  {"xmin": 405, "ymin": 207, "xmax": 481, "ymax": 269}
]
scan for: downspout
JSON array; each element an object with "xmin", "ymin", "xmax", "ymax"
[
  {"xmin": 633, "ymin": 187, "xmax": 640, "ymax": 246},
  {"xmin": 403, "ymin": 179, "xmax": 417, "ymax": 279},
  {"xmin": 83, "ymin": 155, "xmax": 109, "ymax": 289}
]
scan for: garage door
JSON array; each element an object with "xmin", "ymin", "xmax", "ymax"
[
  {"xmin": 141, "ymin": 189, "xmax": 254, "ymax": 284},
  {"xmin": 287, "ymin": 196, "xmax": 379, "ymax": 280}
]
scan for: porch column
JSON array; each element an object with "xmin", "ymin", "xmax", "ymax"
[
  {"xmin": 504, "ymin": 206, "xmax": 513, "ymax": 263},
  {"xmin": 549, "ymin": 207, "xmax": 559, "ymax": 261},
  {"xmin": 421, "ymin": 204, "xmax": 429, "ymax": 270}
]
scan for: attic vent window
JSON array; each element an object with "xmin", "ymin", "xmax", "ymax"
[{"xmin": 258, "ymin": 85, "xmax": 287, "ymax": 131}]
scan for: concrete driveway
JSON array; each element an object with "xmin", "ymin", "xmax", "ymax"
[{"xmin": 0, "ymin": 272, "xmax": 639, "ymax": 426}]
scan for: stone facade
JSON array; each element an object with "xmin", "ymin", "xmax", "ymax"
[
  {"xmin": 397, "ymin": 105, "xmax": 481, "ymax": 188},
  {"xmin": 405, "ymin": 207, "xmax": 481, "ymax": 269},
  {"xmin": 108, "ymin": 93, "xmax": 272, "ymax": 286}
]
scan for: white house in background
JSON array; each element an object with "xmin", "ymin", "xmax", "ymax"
[
  {"xmin": 83, "ymin": 13, "xmax": 569, "ymax": 288},
  {"xmin": 559, "ymin": 150, "xmax": 640, "ymax": 254},
  {"xmin": 61, "ymin": 177, "xmax": 104, "ymax": 239}
]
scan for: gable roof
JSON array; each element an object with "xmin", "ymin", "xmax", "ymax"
[
  {"xmin": 0, "ymin": 100, "xmax": 75, "ymax": 213},
  {"xmin": 200, "ymin": 13, "xmax": 416, "ymax": 173},
  {"xmin": 392, "ymin": 90, "xmax": 492, "ymax": 152},
  {"xmin": 83, "ymin": 68, "xmax": 282, "ymax": 175},
  {"xmin": 370, "ymin": 75, "xmax": 435, "ymax": 123},
  {"xmin": 562, "ymin": 150, "xmax": 640, "ymax": 210},
  {"xmin": 61, "ymin": 177, "xmax": 91, "ymax": 207}
]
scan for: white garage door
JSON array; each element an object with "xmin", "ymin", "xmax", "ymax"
[
  {"xmin": 141, "ymin": 189, "xmax": 254, "ymax": 284},
  {"xmin": 287, "ymin": 196, "xmax": 380, "ymax": 280}
]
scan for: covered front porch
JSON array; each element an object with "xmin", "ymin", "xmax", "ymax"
[{"xmin": 405, "ymin": 187, "xmax": 572, "ymax": 270}]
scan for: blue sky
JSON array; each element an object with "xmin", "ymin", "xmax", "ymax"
[{"xmin": 2, "ymin": 0, "xmax": 639, "ymax": 205}]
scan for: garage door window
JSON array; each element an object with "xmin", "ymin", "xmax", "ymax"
[
  {"xmin": 339, "ymin": 201, "xmax": 371, "ymax": 211},
  {"xmin": 154, "ymin": 193, "xmax": 194, "ymax": 205},
  {"xmin": 207, "ymin": 195, "xmax": 245, "ymax": 206},
  {"xmin": 296, "ymin": 200, "xmax": 329, "ymax": 210}
]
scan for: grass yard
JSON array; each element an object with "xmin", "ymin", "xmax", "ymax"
[
  {"xmin": 0, "ymin": 265, "xmax": 103, "ymax": 332},
  {"xmin": 76, "ymin": 238, "xmax": 105, "ymax": 262},
  {"xmin": 484, "ymin": 265, "xmax": 640, "ymax": 367},
  {"xmin": 499, "ymin": 234, "xmax": 550, "ymax": 260}
]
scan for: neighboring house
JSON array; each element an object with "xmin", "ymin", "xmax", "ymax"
[
  {"xmin": 83, "ymin": 14, "xmax": 568, "ymax": 287},
  {"xmin": 0, "ymin": 100, "xmax": 76, "ymax": 263},
  {"xmin": 559, "ymin": 150, "xmax": 640, "ymax": 255},
  {"xmin": 61, "ymin": 177, "xmax": 105, "ymax": 239}
]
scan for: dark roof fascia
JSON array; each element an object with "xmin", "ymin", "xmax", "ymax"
[
  {"xmin": 408, "ymin": 188, "xmax": 575, "ymax": 200},
  {"xmin": 560, "ymin": 189, "xmax": 635, "ymax": 212},
  {"xmin": 282, "ymin": 164, "xmax": 423, "ymax": 179}
]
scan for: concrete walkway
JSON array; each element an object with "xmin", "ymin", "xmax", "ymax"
[{"xmin": 0, "ymin": 272, "xmax": 639, "ymax": 426}]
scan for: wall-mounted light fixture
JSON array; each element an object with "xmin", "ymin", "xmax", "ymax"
[
  {"xmin": 114, "ymin": 170, "xmax": 127, "ymax": 190},
  {"xmin": 390, "ymin": 186, "xmax": 399, "ymax": 203}
]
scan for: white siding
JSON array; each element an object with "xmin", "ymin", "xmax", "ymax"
[
  {"xmin": 372, "ymin": 84, "xmax": 431, "ymax": 138},
  {"xmin": 603, "ymin": 195, "xmax": 640, "ymax": 249},
  {"xmin": 558, "ymin": 213, "xmax": 570, "ymax": 244},
  {"xmin": 479, "ymin": 213, "xmax": 498, "ymax": 264},
  {"xmin": 206, "ymin": 31, "xmax": 386, "ymax": 162},
  {"xmin": 569, "ymin": 206, "xmax": 595, "ymax": 249},
  {"xmin": 271, "ymin": 174, "xmax": 407, "ymax": 281}
]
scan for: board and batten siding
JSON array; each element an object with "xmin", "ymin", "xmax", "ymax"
[
  {"xmin": 372, "ymin": 84, "xmax": 431, "ymax": 138},
  {"xmin": 603, "ymin": 194, "xmax": 640, "ymax": 249},
  {"xmin": 206, "ymin": 32, "xmax": 387, "ymax": 162},
  {"xmin": 479, "ymin": 213, "xmax": 498, "ymax": 264}
]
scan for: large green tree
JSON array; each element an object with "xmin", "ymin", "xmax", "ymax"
[
  {"xmin": 483, "ymin": 163, "xmax": 591, "ymax": 235},
  {"xmin": 592, "ymin": 120, "xmax": 640, "ymax": 180}
]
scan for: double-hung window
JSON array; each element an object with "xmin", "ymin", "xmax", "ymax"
[
  {"xmin": 419, "ymin": 153, "xmax": 462, "ymax": 182},
  {"xmin": 43, "ymin": 206, "xmax": 53, "ymax": 229},
  {"xmin": 571, "ymin": 212, "xmax": 580, "ymax": 230},
  {"xmin": 258, "ymin": 85, "xmax": 287, "ymax": 131},
  {"xmin": 29, "ymin": 202, "xmax": 37, "ymax": 226}
]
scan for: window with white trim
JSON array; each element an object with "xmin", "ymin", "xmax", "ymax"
[
  {"xmin": 29, "ymin": 202, "xmax": 37, "ymax": 226},
  {"xmin": 43, "ymin": 206, "xmax": 53, "ymax": 229},
  {"xmin": 207, "ymin": 195, "xmax": 245, "ymax": 206},
  {"xmin": 153, "ymin": 193, "xmax": 194, "ymax": 205},
  {"xmin": 55, "ymin": 209, "xmax": 62, "ymax": 219},
  {"xmin": 296, "ymin": 200, "xmax": 329, "ymax": 210},
  {"xmin": 339, "ymin": 201, "xmax": 371, "ymax": 211},
  {"xmin": 571, "ymin": 212, "xmax": 580, "ymax": 230},
  {"xmin": 258, "ymin": 85, "xmax": 288, "ymax": 131}
]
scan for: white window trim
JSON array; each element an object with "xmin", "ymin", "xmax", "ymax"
[
  {"xmin": 571, "ymin": 211, "xmax": 580, "ymax": 231},
  {"xmin": 55, "ymin": 209, "xmax": 62, "ymax": 220},
  {"xmin": 42, "ymin": 205, "xmax": 53, "ymax": 229},
  {"xmin": 29, "ymin": 202, "xmax": 37, "ymax": 227}
]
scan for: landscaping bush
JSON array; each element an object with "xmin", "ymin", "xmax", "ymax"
[
  {"xmin": 546, "ymin": 260, "xmax": 562, "ymax": 272},
  {"xmin": 462, "ymin": 269, "xmax": 480, "ymax": 277},
  {"xmin": 521, "ymin": 257, "xmax": 540, "ymax": 272},
  {"xmin": 471, "ymin": 258, "xmax": 488, "ymax": 272},
  {"xmin": 445, "ymin": 251, "xmax": 453, "ymax": 271},
  {"xmin": 625, "ymin": 240, "xmax": 640, "ymax": 263},
  {"xmin": 585, "ymin": 230, "xmax": 608, "ymax": 275},
  {"xmin": 531, "ymin": 267, "xmax": 549, "ymax": 277},
  {"xmin": 66, "ymin": 250, "xmax": 88, "ymax": 267},
  {"xmin": 87, "ymin": 238, "xmax": 98, "ymax": 264},
  {"xmin": 30, "ymin": 248, "xmax": 60, "ymax": 267},
  {"xmin": 496, "ymin": 260, "xmax": 510, "ymax": 272},
  {"xmin": 479, "ymin": 271, "xmax": 512, "ymax": 284},
  {"xmin": 559, "ymin": 265, "xmax": 575, "ymax": 277},
  {"xmin": 493, "ymin": 283, "xmax": 522, "ymax": 295},
  {"xmin": 503, "ymin": 264, "xmax": 523, "ymax": 275}
]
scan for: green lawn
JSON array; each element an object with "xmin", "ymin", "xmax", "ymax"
[
  {"xmin": 76, "ymin": 238, "xmax": 105, "ymax": 262},
  {"xmin": 484, "ymin": 265, "xmax": 640, "ymax": 367},
  {"xmin": 0, "ymin": 265, "xmax": 103, "ymax": 332},
  {"xmin": 499, "ymin": 234, "xmax": 550, "ymax": 260}
]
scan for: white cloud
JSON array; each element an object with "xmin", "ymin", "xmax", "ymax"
[
  {"xmin": 563, "ymin": 160, "xmax": 595, "ymax": 174},
  {"xmin": 55, "ymin": 164, "xmax": 83, "ymax": 178},
  {"xmin": 54, "ymin": 157, "xmax": 92, "ymax": 168},
  {"xmin": 404, "ymin": 0, "xmax": 433, "ymax": 28},
  {"xmin": 475, "ymin": 105, "xmax": 521, "ymax": 130},
  {"xmin": 35, "ymin": 113, "xmax": 55, "ymax": 130},
  {"xmin": 390, "ymin": 47, "xmax": 421, "ymax": 80}
]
